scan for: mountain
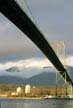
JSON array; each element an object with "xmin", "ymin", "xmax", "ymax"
[
  {"xmin": 6, "ymin": 66, "xmax": 20, "ymax": 72},
  {"xmin": 0, "ymin": 72, "xmax": 56, "ymax": 85},
  {"xmin": 0, "ymin": 76, "xmax": 26, "ymax": 84},
  {"xmin": 0, "ymin": 66, "xmax": 73, "ymax": 85},
  {"xmin": 25, "ymin": 72, "xmax": 56, "ymax": 86}
]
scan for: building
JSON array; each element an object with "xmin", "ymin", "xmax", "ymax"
[
  {"xmin": 16, "ymin": 87, "xmax": 22, "ymax": 95},
  {"xmin": 25, "ymin": 84, "xmax": 31, "ymax": 94}
]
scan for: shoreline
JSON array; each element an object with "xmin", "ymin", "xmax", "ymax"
[
  {"xmin": 0, "ymin": 97, "xmax": 43, "ymax": 100},
  {"xmin": 0, "ymin": 96, "xmax": 73, "ymax": 100}
]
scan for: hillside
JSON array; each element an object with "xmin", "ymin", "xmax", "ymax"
[
  {"xmin": 0, "ymin": 72, "xmax": 56, "ymax": 85},
  {"xmin": 0, "ymin": 66, "xmax": 72, "ymax": 86},
  {"xmin": 0, "ymin": 76, "xmax": 26, "ymax": 84}
]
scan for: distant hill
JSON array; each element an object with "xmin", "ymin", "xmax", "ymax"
[
  {"xmin": 0, "ymin": 76, "xmax": 26, "ymax": 84},
  {"xmin": 6, "ymin": 66, "xmax": 20, "ymax": 72},
  {"xmin": 0, "ymin": 72, "xmax": 57, "ymax": 85},
  {"xmin": 25, "ymin": 72, "xmax": 56, "ymax": 86},
  {"xmin": 0, "ymin": 66, "xmax": 73, "ymax": 86}
]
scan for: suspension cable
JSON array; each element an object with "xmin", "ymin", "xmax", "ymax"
[{"xmin": 23, "ymin": 0, "xmax": 45, "ymax": 35}]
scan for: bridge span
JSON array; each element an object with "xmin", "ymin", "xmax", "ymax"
[{"xmin": 0, "ymin": 0, "xmax": 73, "ymax": 86}]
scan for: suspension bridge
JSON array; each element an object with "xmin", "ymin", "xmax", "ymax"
[{"xmin": 0, "ymin": 0, "xmax": 73, "ymax": 95}]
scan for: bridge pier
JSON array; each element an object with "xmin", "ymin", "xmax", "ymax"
[
  {"xmin": 67, "ymin": 83, "xmax": 73, "ymax": 97},
  {"xmin": 55, "ymin": 70, "xmax": 73, "ymax": 97}
]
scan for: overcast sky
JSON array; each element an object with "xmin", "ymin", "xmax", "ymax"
[{"xmin": 0, "ymin": 0, "xmax": 73, "ymax": 77}]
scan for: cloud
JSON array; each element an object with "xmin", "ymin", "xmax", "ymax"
[
  {"xmin": 66, "ymin": 56, "xmax": 73, "ymax": 67},
  {"xmin": 0, "ymin": 58, "xmax": 52, "ymax": 71},
  {"xmin": 0, "ymin": 57, "xmax": 53, "ymax": 78},
  {"xmin": 0, "ymin": 55, "xmax": 73, "ymax": 78},
  {"xmin": 0, "ymin": 55, "xmax": 73, "ymax": 71}
]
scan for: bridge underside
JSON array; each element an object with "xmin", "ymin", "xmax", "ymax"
[{"xmin": 0, "ymin": 0, "xmax": 73, "ymax": 85}]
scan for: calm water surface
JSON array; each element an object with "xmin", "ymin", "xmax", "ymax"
[{"xmin": 0, "ymin": 98, "xmax": 73, "ymax": 108}]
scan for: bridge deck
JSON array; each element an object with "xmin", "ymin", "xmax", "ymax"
[{"xmin": 0, "ymin": 0, "xmax": 73, "ymax": 85}]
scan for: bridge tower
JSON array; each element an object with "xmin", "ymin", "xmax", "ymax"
[
  {"xmin": 53, "ymin": 41, "xmax": 72, "ymax": 96},
  {"xmin": 54, "ymin": 41, "xmax": 73, "ymax": 96}
]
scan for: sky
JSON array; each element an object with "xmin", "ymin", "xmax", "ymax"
[{"xmin": 0, "ymin": 0, "xmax": 73, "ymax": 77}]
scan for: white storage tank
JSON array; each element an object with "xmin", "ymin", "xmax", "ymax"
[
  {"xmin": 25, "ymin": 84, "xmax": 31, "ymax": 94},
  {"xmin": 16, "ymin": 87, "xmax": 22, "ymax": 94}
]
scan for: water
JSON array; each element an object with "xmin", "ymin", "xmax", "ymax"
[{"xmin": 0, "ymin": 98, "xmax": 73, "ymax": 108}]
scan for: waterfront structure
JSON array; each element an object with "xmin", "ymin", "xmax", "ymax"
[
  {"xmin": 25, "ymin": 85, "xmax": 31, "ymax": 94},
  {"xmin": 16, "ymin": 87, "xmax": 22, "ymax": 95}
]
